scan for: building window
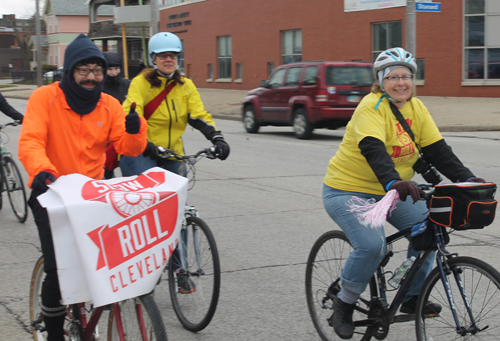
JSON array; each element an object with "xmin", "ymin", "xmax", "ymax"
[
  {"xmin": 464, "ymin": 0, "xmax": 500, "ymax": 80},
  {"xmin": 416, "ymin": 58, "xmax": 425, "ymax": 80},
  {"xmin": 217, "ymin": 35, "xmax": 231, "ymax": 79},
  {"xmin": 236, "ymin": 63, "xmax": 242, "ymax": 79},
  {"xmin": 208, "ymin": 64, "xmax": 213, "ymax": 79},
  {"xmin": 267, "ymin": 62, "xmax": 274, "ymax": 77},
  {"xmin": 127, "ymin": 40, "xmax": 143, "ymax": 60},
  {"xmin": 372, "ymin": 21, "xmax": 402, "ymax": 61},
  {"xmin": 163, "ymin": 0, "xmax": 183, "ymax": 5},
  {"xmin": 282, "ymin": 29, "xmax": 302, "ymax": 64}
]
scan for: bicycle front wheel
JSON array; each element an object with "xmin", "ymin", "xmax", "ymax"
[
  {"xmin": 30, "ymin": 256, "xmax": 46, "ymax": 341},
  {"xmin": 3, "ymin": 156, "xmax": 27, "ymax": 222},
  {"xmin": 416, "ymin": 256, "xmax": 500, "ymax": 340},
  {"xmin": 306, "ymin": 230, "xmax": 376, "ymax": 341},
  {"xmin": 108, "ymin": 294, "xmax": 168, "ymax": 341},
  {"xmin": 168, "ymin": 216, "xmax": 221, "ymax": 332}
]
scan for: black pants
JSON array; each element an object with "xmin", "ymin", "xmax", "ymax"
[{"xmin": 29, "ymin": 190, "xmax": 66, "ymax": 341}]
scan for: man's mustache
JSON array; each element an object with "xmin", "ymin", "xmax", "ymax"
[{"xmin": 79, "ymin": 80, "xmax": 99, "ymax": 87}]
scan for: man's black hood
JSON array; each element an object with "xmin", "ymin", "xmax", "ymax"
[{"xmin": 59, "ymin": 34, "xmax": 107, "ymax": 115}]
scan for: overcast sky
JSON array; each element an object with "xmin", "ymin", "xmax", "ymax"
[{"xmin": 0, "ymin": 0, "xmax": 43, "ymax": 19}]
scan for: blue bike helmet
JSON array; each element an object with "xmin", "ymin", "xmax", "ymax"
[{"xmin": 148, "ymin": 32, "xmax": 182, "ymax": 64}]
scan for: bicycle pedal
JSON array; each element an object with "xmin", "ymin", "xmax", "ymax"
[{"xmin": 31, "ymin": 321, "xmax": 46, "ymax": 332}]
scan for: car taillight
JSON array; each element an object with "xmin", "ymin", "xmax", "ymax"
[{"xmin": 315, "ymin": 90, "xmax": 329, "ymax": 105}]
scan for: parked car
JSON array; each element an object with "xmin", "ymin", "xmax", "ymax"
[
  {"xmin": 242, "ymin": 61, "xmax": 375, "ymax": 139},
  {"xmin": 43, "ymin": 67, "xmax": 64, "ymax": 81}
]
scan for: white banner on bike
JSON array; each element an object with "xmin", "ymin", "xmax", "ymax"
[{"xmin": 38, "ymin": 167, "xmax": 188, "ymax": 307}]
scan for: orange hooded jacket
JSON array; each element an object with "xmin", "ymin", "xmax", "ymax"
[{"xmin": 18, "ymin": 82, "xmax": 148, "ymax": 188}]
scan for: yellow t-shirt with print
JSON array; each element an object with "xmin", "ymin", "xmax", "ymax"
[{"xmin": 323, "ymin": 92, "xmax": 442, "ymax": 195}]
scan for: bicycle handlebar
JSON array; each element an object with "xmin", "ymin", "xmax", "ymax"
[
  {"xmin": 157, "ymin": 146, "xmax": 217, "ymax": 162},
  {"xmin": 0, "ymin": 120, "xmax": 21, "ymax": 130}
]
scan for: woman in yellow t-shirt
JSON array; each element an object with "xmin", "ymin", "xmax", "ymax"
[{"xmin": 323, "ymin": 47, "xmax": 485, "ymax": 339}]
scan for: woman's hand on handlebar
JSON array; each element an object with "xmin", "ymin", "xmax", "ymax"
[
  {"xmin": 389, "ymin": 180, "xmax": 420, "ymax": 203},
  {"xmin": 143, "ymin": 141, "xmax": 160, "ymax": 160}
]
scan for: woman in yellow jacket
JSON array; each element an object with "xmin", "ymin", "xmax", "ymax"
[{"xmin": 120, "ymin": 32, "xmax": 230, "ymax": 177}]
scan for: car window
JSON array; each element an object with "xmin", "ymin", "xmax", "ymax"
[
  {"xmin": 268, "ymin": 69, "xmax": 286, "ymax": 88},
  {"xmin": 303, "ymin": 66, "xmax": 318, "ymax": 85},
  {"xmin": 284, "ymin": 67, "xmax": 302, "ymax": 86},
  {"xmin": 326, "ymin": 66, "xmax": 374, "ymax": 86}
]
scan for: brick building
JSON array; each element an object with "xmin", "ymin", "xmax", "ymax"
[{"xmin": 157, "ymin": 0, "xmax": 500, "ymax": 97}]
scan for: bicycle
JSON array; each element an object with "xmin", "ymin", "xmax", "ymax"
[
  {"xmin": 0, "ymin": 120, "xmax": 28, "ymax": 222},
  {"xmin": 155, "ymin": 146, "xmax": 221, "ymax": 332},
  {"xmin": 306, "ymin": 184, "xmax": 500, "ymax": 340},
  {"xmin": 30, "ymin": 256, "xmax": 168, "ymax": 340}
]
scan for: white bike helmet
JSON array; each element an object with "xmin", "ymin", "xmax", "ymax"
[
  {"xmin": 373, "ymin": 47, "xmax": 417, "ymax": 77},
  {"xmin": 148, "ymin": 32, "xmax": 182, "ymax": 64}
]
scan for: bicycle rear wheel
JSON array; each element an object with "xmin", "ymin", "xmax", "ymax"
[
  {"xmin": 416, "ymin": 256, "xmax": 500, "ymax": 340},
  {"xmin": 306, "ymin": 230, "xmax": 376, "ymax": 341},
  {"xmin": 3, "ymin": 156, "xmax": 27, "ymax": 222},
  {"xmin": 167, "ymin": 216, "xmax": 221, "ymax": 332},
  {"xmin": 108, "ymin": 294, "xmax": 168, "ymax": 341}
]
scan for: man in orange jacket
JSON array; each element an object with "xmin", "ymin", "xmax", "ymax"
[{"xmin": 18, "ymin": 34, "xmax": 147, "ymax": 341}]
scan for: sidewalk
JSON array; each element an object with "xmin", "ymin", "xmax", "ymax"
[{"xmin": 2, "ymin": 84, "xmax": 500, "ymax": 132}]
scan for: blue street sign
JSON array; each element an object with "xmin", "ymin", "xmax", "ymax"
[{"xmin": 416, "ymin": 2, "xmax": 441, "ymax": 12}]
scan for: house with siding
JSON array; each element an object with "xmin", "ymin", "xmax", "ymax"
[{"xmin": 43, "ymin": 0, "xmax": 114, "ymax": 67}]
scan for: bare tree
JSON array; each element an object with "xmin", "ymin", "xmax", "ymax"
[{"xmin": 7, "ymin": 15, "xmax": 46, "ymax": 70}]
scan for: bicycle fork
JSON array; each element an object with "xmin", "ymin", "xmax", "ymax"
[
  {"xmin": 177, "ymin": 206, "xmax": 204, "ymax": 274},
  {"xmin": 436, "ymin": 253, "xmax": 485, "ymax": 336}
]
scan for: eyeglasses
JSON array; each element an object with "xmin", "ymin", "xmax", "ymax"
[
  {"xmin": 75, "ymin": 67, "xmax": 104, "ymax": 77},
  {"xmin": 384, "ymin": 75, "xmax": 413, "ymax": 83},
  {"xmin": 156, "ymin": 53, "xmax": 179, "ymax": 60}
]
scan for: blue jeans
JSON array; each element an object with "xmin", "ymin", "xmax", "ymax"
[
  {"xmin": 323, "ymin": 184, "xmax": 434, "ymax": 299},
  {"xmin": 119, "ymin": 154, "xmax": 186, "ymax": 177}
]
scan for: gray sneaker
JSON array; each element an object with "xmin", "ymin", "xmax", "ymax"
[
  {"xmin": 332, "ymin": 296, "xmax": 355, "ymax": 339},
  {"xmin": 177, "ymin": 273, "xmax": 196, "ymax": 294}
]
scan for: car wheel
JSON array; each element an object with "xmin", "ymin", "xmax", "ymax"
[
  {"xmin": 243, "ymin": 104, "xmax": 260, "ymax": 133},
  {"xmin": 293, "ymin": 108, "xmax": 314, "ymax": 139}
]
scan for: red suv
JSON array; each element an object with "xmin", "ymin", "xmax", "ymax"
[{"xmin": 242, "ymin": 61, "xmax": 375, "ymax": 139}]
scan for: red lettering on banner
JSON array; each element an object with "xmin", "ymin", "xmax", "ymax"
[
  {"xmin": 153, "ymin": 253, "xmax": 161, "ymax": 270},
  {"xmin": 136, "ymin": 260, "xmax": 143, "ymax": 278},
  {"xmin": 110, "ymin": 275, "xmax": 118, "ymax": 292},
  {"xmin": 162, "ymin": 248, "xmax": 168, "ymax": 266},
  {"xmin": 108, "ymin": 243, "xmax": 176, "ymax": 293},
  {"xmin": 145, "ymin": 256, "xmax": 153, "ymax": 274},
  {"xmin": 128, "ymin": 265, "xmax": 136, "ymax": 283},
  {"xmin": 119, "ymin": 272, "xmax": 128, "ymax": 288},
  {"xmin": 87, "ymin": 194, "xmax": 179, "ymax": 270},
  {"xmin": 81, "ymin": 172, "xmax": 166, "ymax": 200}
]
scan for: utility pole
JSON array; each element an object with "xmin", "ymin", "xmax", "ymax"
[
  {"xmin": 406, "ymin": 0, "xmax": 416, "ymax": 94},
  {"xmin": 35, "ymin": 0, "xmax": 42, "ymax": 87},
  {"xmin": 150, "ymin": 0, "xmax": 159, "ymax": 35}
]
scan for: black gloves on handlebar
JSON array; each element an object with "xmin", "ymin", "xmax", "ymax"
[
  {"xmin": 125, "ymin": 102, "xmax": 141, "ymax": 134},
  {"xmin": 32, "ymin": 170, "xmax": 56, "ymax": 194},
  {"xmin": 142, "ymin": 141, "xmax": 159, "ymax": 160},
  {"xmin": 389, "ymin": 180, "xmax": 420, "ymax": 203},
  {"xmin": 211, "ymin": 137, "xmax": 230, "ymax": 160}
]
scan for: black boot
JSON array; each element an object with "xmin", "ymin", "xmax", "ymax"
[
  {"xmin": 400, "ymin": 295, "xmax": 442, "ymax": 315},
  {"xmin": 332, "ymin": 296, "xmax": 355, "ymax": 339}
]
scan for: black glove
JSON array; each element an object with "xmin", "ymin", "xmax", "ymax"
[
  {"xmin": 389, "ymin": 180, "xmax": 420, "ymax": 203},
  {"xmin": 32, "ymin": 171, "xmax": 56, "ymax": 194},
  {"xmin": 142, "ymin": 141, "xmax": 159, "ymax": 160},
  {"xmin": 125, "ymin": 102, "xmax": 141, "ymax": 134},
  {"xmin": 467, "ymin": 177, "xmax": 486, "ymax": 183},
  {"xmin": 211, "ymin": 137, "xmax": 230, "ymax": 160}
]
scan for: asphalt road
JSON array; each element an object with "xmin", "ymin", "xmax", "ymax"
[{"xmin": 1, "ymin": 98, "xmax": 500, "ymax": 340}]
